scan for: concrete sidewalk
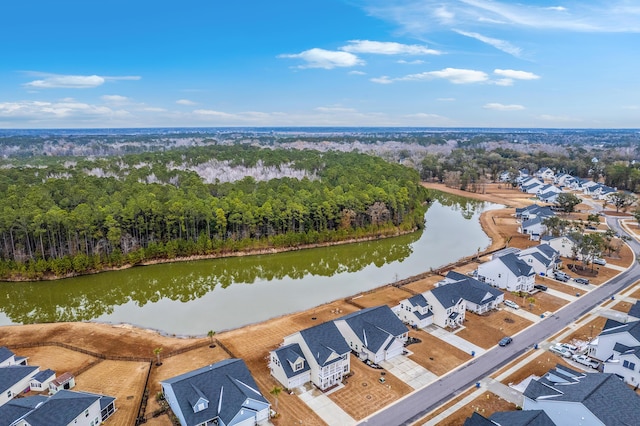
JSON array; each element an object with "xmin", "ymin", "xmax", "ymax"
[
  {"xmin": 546, "ymin": 287, "xmax": 580, "ymax": 302},
  {"xmin": 507, "ymin": 307, "xmax": 544, "ymax": 323},
  {"xmin": 379, "ymin": 355, "xmax": 437, "ymax": 390},
  {"xmin": 297, "ymin": 386, "xmax": 356, "ymax": 425}
]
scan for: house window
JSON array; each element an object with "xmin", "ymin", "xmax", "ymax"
[
  {"xmin": 623, "ymin": 360, "xmax": 636, "ymax": 370},
  {"xmin": 85, "ymin": 409, "xmax": 89, "ymax": 417},
  {"xmin": 294, "ymin": 361, "xmax": 303, "ymax": 371},
  {"xmin": 7, "ymin": 390, "xmax": 11, "ymax": 398},
  {"xmin": 498, "ymin": 274, "xmax": 502, "ymax": 278}
]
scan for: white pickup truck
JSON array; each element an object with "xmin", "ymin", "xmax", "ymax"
[{"xmin": 572, "ymin": 354, "xmax": 599, "ymax": 369}]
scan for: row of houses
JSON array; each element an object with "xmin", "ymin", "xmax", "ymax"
[
  {"xmin": 0, "ymin": 347, "xmax": 116, "ymax": 426},
  {"xmin": 466, "ymin": 363, "xmax": 640, "ymax": 426}
]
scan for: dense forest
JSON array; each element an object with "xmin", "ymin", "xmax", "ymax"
[{"xmin": 0, "ymin": 145, "xmax": 428, "ymax": 280}]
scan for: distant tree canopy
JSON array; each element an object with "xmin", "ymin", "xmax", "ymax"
[{"xmin": 0, "ymin": 146, "xmax": 428, "ymax": 280}]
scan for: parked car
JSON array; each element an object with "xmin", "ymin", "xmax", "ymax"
[
  {"xmin": 554, "ymin": 271, "xmax": 571, "ymax": 282},
  {"xmin": 574, "ymin": 277, "xmax": 590, "ymax": 285},
  {"xmin": 534, "ymin": 284, "xmax": 548, "ymax": 291},
  {"xmin": 559, "ymin": 342, "xmax": 579, "ymax": 354},
  {"xmin": 499, "ymin": 336, "xmax": 513, "ymax": 347},
  {"xmin": 549, "ymin": 345, "xmax": 572, "ymax": 358},
  {"xmin": 504, "ymin": 300, "xmax": 520, "ymax": 310},
  {"xmin": 593, "ymin": 258, "xmax": 607, "ymax": 266},
  {"xmin": 572, "ymin": 354, "xmax": 599, "ymax": 369}
]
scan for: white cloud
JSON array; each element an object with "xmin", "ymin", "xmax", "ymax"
[
  {"xmin": 0, "ymin": 100, "xmax": 126, "ymax": 120},
  {"xmin": 341, "ymin": 40, "xmax": 441, "ymax": 55},
  {"xmin": 371, "ymin": 68, "xmax": 489, "ymax": 84},
  {"xmin": 23, "ymin": 73, "xmax": 140, "ymax": 89},
  {"xmin": 349, "ymin": 70, "xmax": 366, "ymax": 75},
  {"xmin": 278, "ymin": 48, "xmax": 364, "ymax": 69},
  {"xmin": 455, "ymin": 30, "xmax": 522, "ymax": 57},
  {"xmin": 315, "ymin": 106, "xmax": 357, "ymax": 113},
  {"xmin": 492, "ymin": 78, "xmax": 514, "ymax": 86},
  {"xmin": 437, "ymin": 97, "xmax": 456, "ymax": 101},
  {"xmin": 483, "ymin": 103, "xmax": 525, "ymax": 111},
  {"xmin": 176, "ymin": 99, "xmax": 196, "ymax": 106},
  {"xmin": 494, "ymin": 69, "xmax": 540, "ymax": 80},
  {"xmin": 537, "ymin": 114, "xmax": 582, "ymax": 122},
  {"xmin": 101, "ymin": 95, "xmax": 130, "ymax": 104},
  {"xmin": 545, "ymin": 6, "xmax": 567, "ymax": 12},
  {"xmin": 397, "ymin": 59, "xmax": 425, "ymax": 65}
]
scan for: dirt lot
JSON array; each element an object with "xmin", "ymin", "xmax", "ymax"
[
  {"xmin": 406, "ymin": 329, "xmax": 472, "ymax": 376},
  {"xmin": 456, "ymin": 310, "xmax": 533, "ymax": 349},
  {"xmin": 75, "ymin": 360, "xmax": 150, "ymax": 426},
  {"xmin": 328, "ymin": 354, "xmax": 413, "ymax": 420},
  {"xmin": 351, "ymin": 286, "xmax": 415, "ymax": 309},
  {"xmin": 561, "ymin": 316, "xmax": 608, "ymax": 344},
  {"xmin": 415, "ymin": 390, "xmax": 517, "ymax": 426},
  {"xmin": 508, "ymin": 290, "xmax": 569, "ymax": 316},
  {"xmin": 403, "ymin": 274, "xmax": 445, "ymax": 294},
  {"xmin": 13, "ymin": 345, "xmax": 98, "ymax": 376},
  {"xmin": 497, "ymin": 351, "xmax": 572, "ymax": 385}
]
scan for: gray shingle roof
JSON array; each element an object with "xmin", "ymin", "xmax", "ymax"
[
  {"xmin": 600, "ymin": 319, "xmax": 640, "ymax": 342},
  {"xmin": 430, "ymin": 284, "xmax": 463, "ymax": 309},
  {"xmin": 628, "ymin": 301, "xmax": 640, "ymax": 320},
  {"xmin": 0, "ymin": 395, "xmax": 48, "ymax": 426},
  {"xmin": 524, "ymin": 364, "xmax": 640, "ymax": 425},
  {"xmin": 408, "ymin": 294, "xmax": 429, "ymax": 308},
  {"xmin": 442, "ymin": 271, "xmax": 503, "ymax": 305},
  {"xmin": 500, "ymin": 253, "xmax": 534, "ymax": 277},
  {"xmin": 161, "ymin": 358, "xmax": 268, "ymax": 426},
  {"xmin": 463, "ymin": 412, "xmax": 495, "ymax": 426},
  {"xmin": 31, "ymin": 368, "xmax": 55, "ymax": 384},
  {"xmin": 0, "ymin": 347, "xmax": 14, "ymax": 365},
  {"xmin": 0, "ymin": 365, "xmax": 38, "ymax": 394},
  {"xmin": 490, "ymin": 409, "xmax": 556, "ymax": 426},
  {"xmin": 337, "ymin": 306, "xmax": 408, "ymax": 353},
  {"xmin": 612, "ymin": 342, "xmax": 640, "ymax": 360},
  {"xmin": 273, "ymin": 343, "xmax": 310, "ymax": 379},
  {"xmin": 21, "ymin": 390, "xmax": 104, "ymax": 426},
  {"xmin": 299, "ymin": 321, "xmax": 351, "ymax": 367}
]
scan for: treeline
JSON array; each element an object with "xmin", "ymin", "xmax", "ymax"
[{"xmin": 0, "ymin": 146, "xmax": 427, "ymax": 280}]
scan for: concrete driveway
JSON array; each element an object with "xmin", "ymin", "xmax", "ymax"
[{"xmin": 379, "ymin": 355, "xmax": 438, "ymax": 389}]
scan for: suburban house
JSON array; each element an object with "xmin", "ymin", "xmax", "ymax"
[
  {"xmin": 517, "ymin": 244, "xmax": 560, "ymax": 276},
  {"xmin": 602, "ymin": 342, "xmax": 640, "ymax": 386},
  {"xmin": 540, "ymin": 235, "xmax": 578, "ymax": 259},
  {"xmin": 270, "ymin": 343, "xmax": 311, "ymax": 390},
  {"xmin": 627, "ymin": 301, "xmax": 640, "ymax": 321},
  {"xmin": 423, "ymin": 285, "xmax": 466, "ymax": 329},
  {"xmin": 162, "ymin": 359, "xmax": 270, "ymax": 426},
  {"xmin": 536, "ymin": 167, "xmax": 555, "ymax": 180},
  {"xmin": 395, "ymin": 294, "xmax": 434, "ymax": 328},
  {"xmin": 0, "ymin": 365, "xmax": 39, "ymax": 407},
  {"xmin": 477, "ymin": 252, "xmax": 535, "ymax": 293},
  {"xmin": 0, "ymin": 389, "xmax": 116, "ymax": 426},
  {"xmin": 589, "ymin": 318, "xmax": 640, "ymax": 361},
  {"xmin": 523, "ymin": 364, "xmax": 640, "ymax": 425},
  {"xmin": 464, "ymin": 410, "xmax": 556, "ymax": 426},
  {"xmin": 0, "ymin": 346, "xmax": 28, "ymax": 367},
  {"xmin": 519, "ymin": 216, "xmax": 548, "ymax": 241},
  {"xmin": 515, "ymin": 204, "xmax": 555, "ymax": 222},
  {"xmin": 49, "ymin": 372, "xmax": 75, "ymax": 394},
  {"xmin": 278, "ymin": 321, "xmax": 351, "ymax": 390},
  {"xmin": 334, "ymin": 306, "xmax": 408, "ymax": 364},
  {"xmin": 29, "ymin": 368, "xmax": 56, "ymax": 392},
  {"xmin": 554, "ymin": 173, "xmax": 575, "ymax": 187},
  {"xmin": 437, "ymin": 271, "xmax": 504, "ymax": 314}
]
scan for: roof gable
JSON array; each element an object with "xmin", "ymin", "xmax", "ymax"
[
  {"xmin": 299, "ymin": 321, "xmax": 350, "ymax": 366},
  {"xmin": 337, "ymin": 306, "xmax": 408, "ymax": 353}
]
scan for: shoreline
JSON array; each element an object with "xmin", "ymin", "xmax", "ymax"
[{"xmin": 0, "ymin": 183, "xmax": 510, "ymax": 342}]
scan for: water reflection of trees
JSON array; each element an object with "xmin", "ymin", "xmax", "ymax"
[
  {"xmin": 428, "ymin": 190, "xmax": 486, "ymax": 220},
  {"xmin": 0, "ymin": 232, "xmax": 419, "ymax": 324}
]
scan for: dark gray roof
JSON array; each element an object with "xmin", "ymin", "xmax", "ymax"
[
  {"xmin": 299, "ymin": 321, "xmax": 351, "ymax": 367},
  {"xmin": 22, "ymin": 390, "xmax": 105, "ymax": 426},
  {"xmin": 408, "ymin": 294, "xmax": 429, "ymax": 308},
  {"xmin": 526, "ymin": 252, "xmax": 553, "ymax": 267},
  {"xmin": 522, "ymin": 216, "xmax": 543, "ymax": 228},
  {"xmin": 628, "ymin": 301, "xmax": 640, "ymax": 320},
  {"xmin": 443, "ymin": 271, "xmax": 503, "ymax": 305},
  {"xmin": 0, "ymin": 395, "xmax": 48, "ymax": 426},
  {"xmin": 31, "ymin": 369, "xmax": 55, "ymax": 384},
  {"xmin": 0, "ymin": 365, "xmax": 38, "ymax": 393},
  {"xmin": 600, "ymin": 319, "xmax": 640, "ymax": 342},
  {"xmin": 490, "ymin": 410, "xmax": 556, "ymax": 426},
  {"xmin": 612, "ymin": 342, "xmax": 640, "ymax": 360},
  {"xmin": 536, "ymin": 244, "xmax": 558, "ymax": 259},
  {"xmin": 161, "ymin": 358, "xmax": 268, "ymax": 426},
  {"xmin": 523, "ymin": 364, "xmax": 640, "ymax": 425},
  {"xmin": 273, "ymin": 343, "xmax": 310, "ymax": 379},
  {"xmin": 430, "ymin": 283, "xmax": 464, "ymax": 309},
  {"xmin": 463, "ymin": 412, "xmax": 496, "ymax": 426},
  {"xmin": 338, "ymin": 306, "xmax": 408, "ymax": 353},
  {"xmin": 500, "ymin": 253, "xmax": 534, "ymax": 277},
  {"xmin": 0, "ymin": 347, "xmax": 14, "ymax": 364}
]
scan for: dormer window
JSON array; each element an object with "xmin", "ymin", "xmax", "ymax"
[
  {"xmin": 192, "ymin": 397, "xmax": 209, "ymax": 413},
  {"xmin": 294, "ymin": 360, "xmax": 304, "ymax": 371}
]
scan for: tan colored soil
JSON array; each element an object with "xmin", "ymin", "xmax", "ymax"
[
  {"xmin": 407, "ymin": 329, "xmax": 472, "ymax": 376},
  {"xmin": 456, "ymin": 311, "xmax": 533, "ymax": 349}
]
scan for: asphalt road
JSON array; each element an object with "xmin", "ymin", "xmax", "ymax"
[{"xmin": 360, "ymin": 215, "xmax": 640, "ymax": 426}]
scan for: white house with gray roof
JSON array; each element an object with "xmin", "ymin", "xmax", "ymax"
[
  {"xmin": 0, "ymin": 390, "xmax": 116, "ymax": 426},
  {"xmin": 523, "ymin": 364, "xmax": 640, "ymax": 426},
  {"xmin": 423, "ymin": 285, "xmax": 466, "ymax": 329},
  {"xmin": 541, "ymin": 235, "xmax": 578, "ymax": 259},
  {"xmin": 602, "ymin": 342, "xmax": 640, "ymax": 386},
  {"xmin": 395, "ymin": 294, "xmax": 434, "ymax": 328},
  {"xmin": 518, "ymin": 244, "xmax": 560, "ymax": 276},
  {"xmin": 477, "ymin": 252, "xmax": 535, "ymax": 293},
  {"xmin": 0, "ymin": 346, "xmax": 27, "ymax": 368},
  {"xmin": 280, "ymin": 321, "xmax": 351, "ymax": 391},
  {"xmin": 0, "ymin": 365, "xmax": 39, "ymax": 407},
  {"xmin": 270, "ymin": 343, "xmax": 311, "ymax": 390},
  {"xmin": 438, "ymin": 271, "xmax": 505, "ymax": 314},
  {"xmin": 464, "ymin": 410, "xmax": 556, "ymax": 426},
  {"xmin": 162, "ymin": 358, "xmax": 270, "ymax": 426},
  {"xmin": 588, "ymin": 318, "xmax": 640, "ymax": 386},
  {"xmin": 334, "ymin": 305, "xmax": 408, "ymax": 364}
]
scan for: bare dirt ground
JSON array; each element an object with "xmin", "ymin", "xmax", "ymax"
[
  {"xmin": 75, "ymin": 360, "xmax": 149, "ymax": 426},
  {"xmin": 1, "ymin": 182, "xmax": 634, "ymax": 426},
  {"xmin": 406, "ymin": 329, "xmax": 472, "ymax": 376},
  {"xmin": 328, "ymin": 354, "xmax": 413, "ymax": 420},
  {"xmin": 561, "ymin": 316, "xmax": 608, "ymax": 344},
  {"xmin": 511, "ymin": 290, "xmax": 569, "ymax": 316},
  {"xmin": 456, "ymin": 310, "xmax": 533, "ymax": 349},
  {"xmin": 496, "ymin": 352, "xmax": 572, "ymax": 385},
  {"xmin": 416, "ymin": 390, "xmax": 516, "ymax": 426}
]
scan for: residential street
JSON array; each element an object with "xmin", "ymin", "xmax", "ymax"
[{"xmin": 360, "ymin": 215, "xmax": 640, "ymax": 426}]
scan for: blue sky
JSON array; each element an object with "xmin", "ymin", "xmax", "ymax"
[{"xmin": 1, "ymin": 0, "xmax": 639, "ymax": 128}]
